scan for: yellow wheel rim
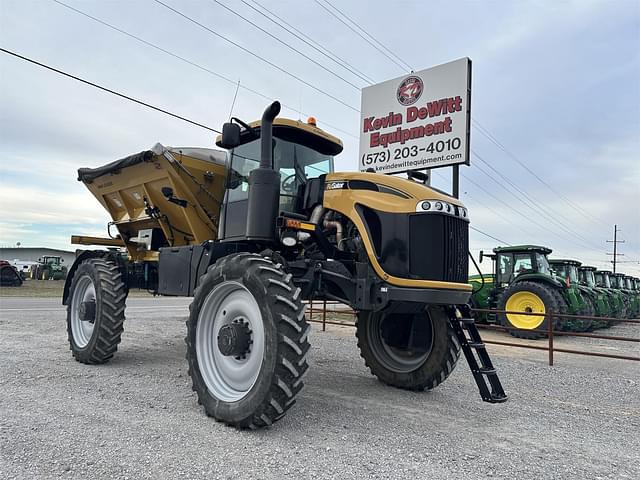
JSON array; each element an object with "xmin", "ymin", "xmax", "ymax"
[{"xmin": 505, "ymin": 291, "xmax": 546, "ymax": 330}]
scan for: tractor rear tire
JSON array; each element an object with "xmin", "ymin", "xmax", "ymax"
[
  {"xmin": 355, "ymin": 305, "xmax": 460, "ymax": 391},
  {"xmin": 186, "ymin": 253, "xmax": 310, "ymax": 429},
  {"xmin": 579, "ymin": 297, "xmax": 596, "ymax": 332},
  {"xmin": 66, "ymin": 258, "xmax": 127, "ymax": 364},
  {"xmin": 498, "ymin": 281, "xmax": 565, "ymax": 339}
]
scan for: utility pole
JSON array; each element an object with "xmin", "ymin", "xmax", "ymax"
[{"xmin": 606, "ymin": 224, "xmax": 625, "ymax": 273}]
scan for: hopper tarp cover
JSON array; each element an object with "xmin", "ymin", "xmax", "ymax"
[{"xmin": 77, "ymin": 144, "xmax": 227, "ymax": 183}]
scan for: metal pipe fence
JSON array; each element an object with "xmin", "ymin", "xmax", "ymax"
[{"xmin": 304, "ymin": 300, "xmax": 640, "ymax": 365}]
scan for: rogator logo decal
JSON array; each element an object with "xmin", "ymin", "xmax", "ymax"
[
  {"xmin": 325, "ymin": 181, "xmax": 347, "ymax": 190},
  {"xmin": 396, "ymin": 76, "xmax": 423, "ymax": 106}
]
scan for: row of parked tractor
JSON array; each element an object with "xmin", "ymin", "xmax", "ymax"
[{"xmin": 469, "ymin": 245, "xmax": 640, "ymax": 339}]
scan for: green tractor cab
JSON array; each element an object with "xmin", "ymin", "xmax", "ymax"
[
  {"xmin": 470, "ymin": 245, "xmax": 591, "ymax": 339},
  {"xmin": 577, "ymin": 265, "xmax": 613, "ymax": 328},
  {"xmin": 594, "ymin": 270, "xmax": 626, "ymax": 320}
]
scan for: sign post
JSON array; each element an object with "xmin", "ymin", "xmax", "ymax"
[{"xmin": 359, "ymin": 58, "xmax": 471, "ymax": 196}]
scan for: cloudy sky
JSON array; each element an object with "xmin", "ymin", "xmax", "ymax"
[{"xmin": 1, "ymin": 0, "xmax": 639, "ymax": 275}]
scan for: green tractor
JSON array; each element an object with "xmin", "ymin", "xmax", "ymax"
[
  {"xmin": 632, "ymin": 277, "xmax": 640, "ymax": 318},
  {"xmin": 548, "ymin": 259, "xmax": 596, "ymax": 331},
  {"xmin": 31, "ymin": 255, "xmax": 68, "ymax": 280},
  {"xmin": 470, "ymin": 245, "xmax": 590, "ymax": 339},
  {"xmin": 611, "ymin": 273, "xmax": 633, "ymax": 318},
  {"xmin": 623, "ymin": 276, "xmax": 640, "ymax": 318},
  {"xmin": 610, "ymin": 273, "xmax": 633, "ymax": 318},
  {"xmin": 577, "ymin": 265, "xmax": 613, "ymax": 328},
  {"xmin": 594, "ymin": 270, "xmax": 627, "ymax": 319}
]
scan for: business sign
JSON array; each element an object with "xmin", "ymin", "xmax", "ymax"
[{"xmin": 359, "ymin": 58, "xmax": 471, "ymax": 174}]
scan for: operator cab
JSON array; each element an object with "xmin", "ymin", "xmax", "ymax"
[
  {"xmin": 493, "ymin": 245, "xmax": 552, "ymax": 286},
  {"xmin": 549, "ymin": 259, "xmax": 581, "ymax": 286},
  {"xmin": 578, "ymin": 266, "xmax": 598, "ymax": 288},
  {"xmin": 215, "ymin": 118, "xmax": 343, "ymax": 240},
  {"xmin": 594, "ymin": 270, "xmax": 612, "ymax": 288}
]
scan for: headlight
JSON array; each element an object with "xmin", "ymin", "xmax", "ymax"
[{"xmin": 415, "ymin": 200, "xmax": 469, "ymax": 221}]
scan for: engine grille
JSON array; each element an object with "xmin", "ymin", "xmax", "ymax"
[
  {"xmin": 357, "ymin": 206, "xmax": 469, "ymax": 283},
  {"xmin": 408, "ymin": 214, "xmax": 468, "ymax": 283}
]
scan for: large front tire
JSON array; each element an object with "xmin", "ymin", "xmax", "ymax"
[
  {"xmin": 356, "ymin": 305, "xmax": 460, "ymax": 391},
  {"xmin": 186, "ymin": 253, "xmax": 310, "ymax": 429},
  {"xmin": 66, "ymin": 258, "xmax": 127, "ymax": 364}
]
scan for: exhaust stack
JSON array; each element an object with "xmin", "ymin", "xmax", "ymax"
[{"xmin": 246, "ymin": 101, "xmax": 281, "ymax": 241}]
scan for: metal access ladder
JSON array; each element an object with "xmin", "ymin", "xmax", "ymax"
[{"xmin": 449, "ymin": 305, "xmax": 508, "ymax": 403}]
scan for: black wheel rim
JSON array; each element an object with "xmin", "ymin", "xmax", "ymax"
[{"xmin": 366, "ymin": 309, "xmax": 434, "ymax": 373}]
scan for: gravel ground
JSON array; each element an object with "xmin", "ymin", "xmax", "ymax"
[{"xmin": 1, "ymin": 297, "xmax": 638, "ymax": 480}]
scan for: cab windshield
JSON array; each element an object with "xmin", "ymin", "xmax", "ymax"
[
  {"xmin": 582, "ymin": 270, "xmax": 596, "ymax": 287},
  {"xmin": 535, "ymin": 253, "xmax": 551, "ymax": 275},
  {"xmin": 229, "ymin": 137, "xmax": 333, "ymax": 211},
  {"xmin": 567, "ymin": 266, "xmax": 579, "ymax": 284},
  {"xmin": 598, "ymin": 274, "xmax": 611, "ymax": 288}
]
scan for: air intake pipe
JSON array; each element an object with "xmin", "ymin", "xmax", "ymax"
[{"xmin": 246, "ymin": 101, "xmax": 281, "ymax": 241}]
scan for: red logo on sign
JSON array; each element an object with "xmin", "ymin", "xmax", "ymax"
[{"xmin": 397, "ymin": 76, "xmax": 423, "ymax": 106}]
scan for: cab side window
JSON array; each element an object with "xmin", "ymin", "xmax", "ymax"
[
  {"xmin": 513, "ymin": 254, "xmax": 533, "ymax": 275},
  {"xmin": 497, "ymin": 253, "xmax": 513, "ymax": 284},
  {"xmin": 227, "ymin": 146, "xmax": 260, "ymax": 203}
]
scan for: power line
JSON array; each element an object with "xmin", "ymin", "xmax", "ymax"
[
  {"xmin": 470, "ymin": 226, "xmax": 511, "ymax": 246},
  {"xmin": 432, "ymin": 170, "xmax": 537, "ymax": 240},
  {"xmin": 307, "ymin": 3, "xmax": 612, "ymax": 238},
  {"xmin": 210, "ymin": 0, "xmax": 362, "ymax": 90},
  {"xmin": 313, "ymin": 0, "xmax": 413, "ymax": 72},
  {"xmin": 245, "ymin": 0, "xmax": 376, "ymax": 84},
  {"xmin": 50, "ymin": 0, "xmax": 357, "ymax": 140},
  {"xmin": 0, "ymin": 47, "xmax": 221, "ymax": 134},
  {"xmin": 472, "ymin": 119, "xmax": 610, "ymax": 228},
  {"xmin": 459, "ymin": 170, "xmax": 605, "ymax": 253},
  {"xmin": 28, "ymin": 1, "xmax": 628, "ymax": 256},
  {"xmin": 153, "ymin": 0, "xmax": 360, "ymax": 112},
  {"xmin": 471, "ymin": 151, "xmax": 604, "ymax": 252}
]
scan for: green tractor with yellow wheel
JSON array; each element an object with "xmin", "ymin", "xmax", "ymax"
[
  {"xmin": 31, "ymin": 255, "xmax": 68, "ymax": 280},
  {"xmin": 470, "ymin": 245, "xmax": 591, "ymax": 339}
]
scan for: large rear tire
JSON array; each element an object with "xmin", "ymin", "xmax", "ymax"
[
  {"xmin": 186, "ymin": 253, "xmax": 310, "ymax": 429},
  {"xmin": 355, "ymin": 305, "xmax": 460, "ymax": 391},
  {"xmin": 498, "ymin": 281, "xmax": 565, "ymax": 339},
  {"xmin": 66, "ymin": 258, "xmax": 127, "ymax": 364},
  {"xmin": 578, "ymin": 296, "xmax": 596, "ymax": 332}
]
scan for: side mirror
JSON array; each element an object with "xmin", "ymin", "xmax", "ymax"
[
  {"xmin": 38, "ymin": 258, "xmax": 42, "ymax": 262},
  {"xmin": 219, "ymin": 122, "xmax": 241, "ymax": 149},
  {"xmin": 61, "ymin": 259, "xmax": 64, "ymax": 263},
  {"xmin": 407, "ymin": 170, "xmax": 429, "ymax": 184},
  {"xmin": 479, "ymin": 250, "xmax": 484, "ymax": 264}
]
